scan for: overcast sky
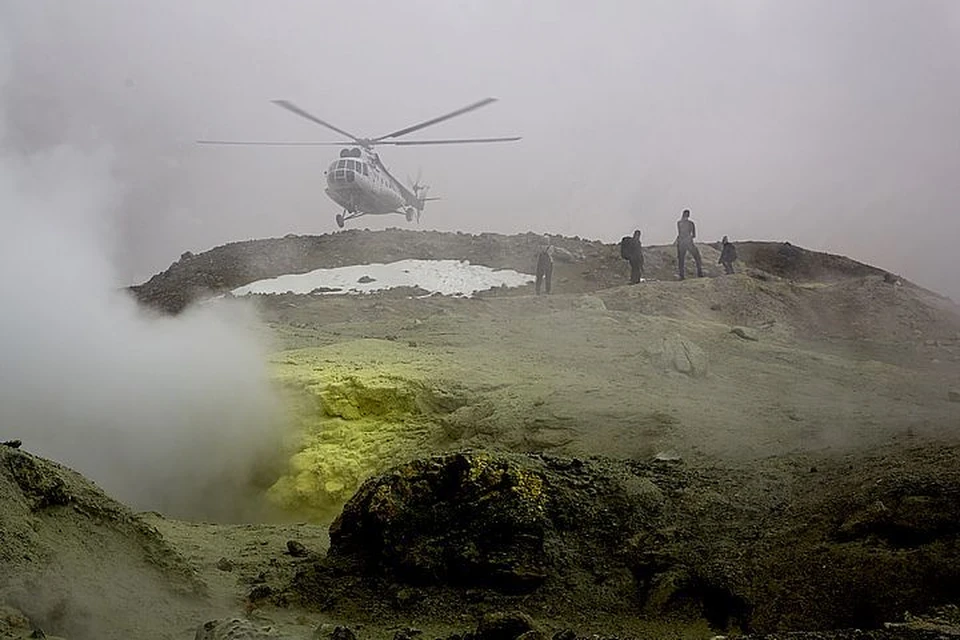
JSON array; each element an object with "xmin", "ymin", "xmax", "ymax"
[{"xmin": 2, "ymin": 1, "xmax": 958, "ymax": 298}]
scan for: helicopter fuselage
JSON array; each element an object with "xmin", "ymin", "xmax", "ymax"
[{"xmin": 325, "ymin": 152, "xmax": 409, "ymax": 216}]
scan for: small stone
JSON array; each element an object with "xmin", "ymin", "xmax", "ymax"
[
  {"xmin": 286, "ymin": 540, "xmax": 309, "ymax": 557},
  {"xmin": 476, "ymin": 611, "xmax": 536, "ymax": 640},
  {"xmin": 465, "ymin": 589, "xmax": 485, "ymax": 603},
  {"xmin": 215, "ymin": 557, "xmax": 234, "ymax": 572},
  {"xmin": 358, "ymin": 275, "xmax": 376, "ymax": 284},
  {"xmin": 730, "ymin": 327, "xmax": 759, "ymax": 341},
  {"xmin": 394, "ymin": 588, "xmax": 423, "ymax": 608},
  {"xmin": 653, "ymin": 450, "xmax": 682, "ymax": 462},
  {"xmin": 552, "ymin": 632, "xmax": 577, "ymax": 640},
  {"xmin": 312, "ymin": 623, "xmax": 335, "ymax": 640},
  {"xmin": 196, "ymin": 618, "xmax": 274, "ymax": 640},
  {"xmin": 331, "ymin": 626, "xmax": 357, "ymax": 640},
  {"xmin": 247, "ymin": 584, "xmax": 273, "ymax": 601},
  {"xmin": 949, "ymin": 389, "xmax": 960, "ymax": 403}
]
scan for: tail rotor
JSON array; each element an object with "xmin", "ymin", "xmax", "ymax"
[{"xmin": 407, "ymin": 168, "xmax": 432, "ymax": 223}]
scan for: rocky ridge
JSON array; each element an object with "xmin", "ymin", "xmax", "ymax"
[{"xmin": 128, "ymin": 230, "xmax": 910, "ymax": 315}]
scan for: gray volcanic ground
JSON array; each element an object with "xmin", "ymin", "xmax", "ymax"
[{"xmin": 3, "ymin": 229, "xmax": 960, "ymax": 640}]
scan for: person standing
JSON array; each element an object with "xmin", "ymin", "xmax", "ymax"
[
  {"xmin": 535, "ymin": 243, "xmax": 554, "ymax": 295},
  {"xmin": 620, "ymin": 229, "xmax": 645, "ymax": 284},
  {"xmin": 719, "ymin": 235, "xmax": 738, "ymax": 274},
  {"xmin": 676, "ymin": 209, "xmax": 703, "ymax": 280}
]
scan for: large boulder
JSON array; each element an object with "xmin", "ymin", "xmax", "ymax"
[
  {"xmin": 328, "ymin": 452, "xmax": 551, "ymax": 592},
  {"xmin": 660, "ymin": 334, "xmax": 708, "ymax": 377},
  {"xmin": 289, "ymin": 452, "xmax": 669, "ymax": 623}
]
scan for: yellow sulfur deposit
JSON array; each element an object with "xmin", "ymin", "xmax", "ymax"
[{"xmin": 265, "ymin": 340, "xmax": 466, "ymax": 522}]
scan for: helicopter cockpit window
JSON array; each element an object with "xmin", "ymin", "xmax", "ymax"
[{"xmin": 336, "ymin": 160, "xmax": 346, "ymax": 169}]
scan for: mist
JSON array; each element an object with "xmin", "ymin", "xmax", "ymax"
[
  {"xmin": 0, "ymin": 39, "xmax": 284, "ymax": 520},
  {"xmin": 2, "ymin": 1, "xmax": 958, "ymax": 299}
]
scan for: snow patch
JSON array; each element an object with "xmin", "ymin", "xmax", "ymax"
[{"xmin": 231, "ymin": 259, "xmax": 534, "ymax": 297}]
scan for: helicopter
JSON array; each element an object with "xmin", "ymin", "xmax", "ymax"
[{"xmin": 198, "ymin": 98, "xmax": 520, "ymax": 228}]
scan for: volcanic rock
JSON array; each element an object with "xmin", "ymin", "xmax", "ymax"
[
  {"xmin": 660, "ymin": 334, "xmax": 708, "ymax": 377},
  {"xmin": 288, "ymin": 448, "xmax": 960, "ymax": 634},
  {"xmin": 475, "ymin": 611, "xmax": 537, "ymax": 640},
  {"xmin": 286, "ymin": 540, "xmax": 309, "ymax": 557}
]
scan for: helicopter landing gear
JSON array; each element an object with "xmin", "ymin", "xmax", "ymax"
[{"xmin": 336, "ymin": 212, "xmax": 345, "ymax": 228}]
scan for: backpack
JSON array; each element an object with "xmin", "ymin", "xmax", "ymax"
[{"xmin": 620, "ymin": 237, "xmax": 633, "ymax": 260}]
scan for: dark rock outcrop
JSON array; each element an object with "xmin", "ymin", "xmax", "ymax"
[
  {"xmin": 285, "ymin": 448, "xmax": 960, "ymax": 634},
  {"xmin": 328, "ymin": 452, "xmax": 552, "ymax": 593}
]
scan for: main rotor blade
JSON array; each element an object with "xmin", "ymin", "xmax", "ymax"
[
  {"xmin": 196, "ymin": 140, "xmax": 353, "ymax": 146},
  {"xmin": 374, "ymin": 97, "xmax": 499, "ymax": 141},
  {"xmin": 271, "ymin": 100, "xmax": 364, "ymax": 144},
  {"xmin": 378, "ymin": 136, "xmax": 522, "ymax": 146}
]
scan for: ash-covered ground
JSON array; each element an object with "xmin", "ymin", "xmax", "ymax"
[{"xmin": 3, "ymin": 229, "xmax": 960, "ymax": 640}]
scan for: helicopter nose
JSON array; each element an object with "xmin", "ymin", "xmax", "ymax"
[{"xmin": 327, "ymin": 168, "xmax": 355, "ymax": 187}]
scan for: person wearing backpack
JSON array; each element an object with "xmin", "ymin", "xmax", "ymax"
[
  {"xmin": 620, "ymin": 229, "xmax": 644, "ymax": 284},
  {"xmin": 719, "ymin": 235, "xmax": 738, "ymax": 274}
]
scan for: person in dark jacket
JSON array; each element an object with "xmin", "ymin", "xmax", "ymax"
[
  {"xmin": 623, "ymin": 229, "xmax": 645, "ymax": 284},
  {"xmin": 719, "ymin": 235, "xmax": 738, "ymax": 274},
  {"xmin": 535, "ymin": 243, "xmax": 554, "ymax": 295},
  {"xmin": 676, "ymin": 209, "xmax": 703, "ymax": 280}
]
